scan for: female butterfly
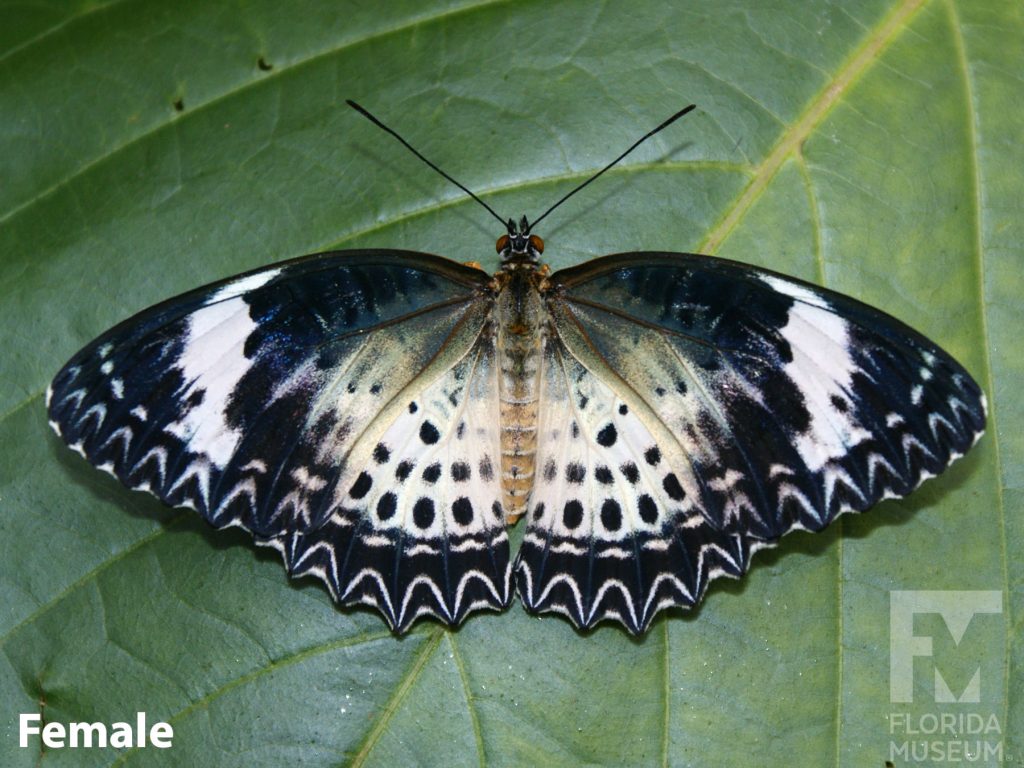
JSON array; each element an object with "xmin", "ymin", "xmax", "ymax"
[{"xmin": 47, "ymin": 102, "xmax": 986, "ymax": 634}]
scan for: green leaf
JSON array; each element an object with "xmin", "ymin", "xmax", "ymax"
[{"xmin": 1, "ymin": 0, "xmax": 1019, "ymax": 765}]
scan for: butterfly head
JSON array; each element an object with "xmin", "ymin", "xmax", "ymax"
[{"xmin": 497, "ymin": 216, "xmax": 544, "ymax": 264}]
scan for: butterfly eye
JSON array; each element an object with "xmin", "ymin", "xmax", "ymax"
[
  {"xmin": 528, "ymin": 234, "xmax": 544, "ymax": 254},
  {"xmin": 496, "ymin": 234, "xmax": 510, "ymax": 253}
]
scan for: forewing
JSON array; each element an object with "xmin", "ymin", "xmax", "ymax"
[
  {"xmin": 517, "ymin": 252, "xmax": 986, "ymax": 633},
  {"xmin": 47, "ymin": 249, "xmax": 510, "ymax": 631}
]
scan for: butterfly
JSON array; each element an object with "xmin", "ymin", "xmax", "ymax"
[{"xmin": 46, "ymin": 102, "xmax": 987, "ymax": 635}]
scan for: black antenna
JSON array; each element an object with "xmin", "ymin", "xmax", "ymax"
[
  {"xmin": 346, "ymin": 100, "xmax": 506, "ymax": 228},
  {"xmin": 348, "ymin": 100, "xmax": 697, "ymax": 236},
  {"xmin": 528, "ymin": 104, "xmax": 696, "ymax": 231}
]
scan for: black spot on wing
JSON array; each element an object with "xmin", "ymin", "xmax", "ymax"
[
  {"xmin": 419, "ymin": 421, "xmax": 440, "ymax": 444},
  {"xmin": 349, "ymin": 472, "xmax": 372, "ymax": 499},
  {"xmin": 638, "ymin": 494, "xmax": 658, "ymax": 524},
  {"xmin": 413, "ymin": 497, "xmax": 435, "ymax": 528},
  {"xmin": 597, "ymin": 423, "xmax": 617, "ymax": 447},
  {"xmin": 600, "ymin": 499, "xmax": 622, "ymax": 531},
  {"xmin": 479, "ymin": 456, "xmax": 494, "ymax": 482},
  {"xmin": 377, "ymin": 492, "xmax": 397, "ymax": 520},
  {"xmin": 662, "ymin": 473, "xmax": 686, "ymax": 502},
  {"xmin": 562, "ymin": 500, "xmax": 584, "ymax": 529},
  {"xmin": 565, "ymin": 462, "xmax": 586, "ymax": 484},
  {"xmin": 452, "ymin": 497, "xmax": 474, "ymax": 525}
]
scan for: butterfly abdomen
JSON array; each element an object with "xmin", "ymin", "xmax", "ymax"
[{"xmin": 496, "ymin": 267, "xmax": 546, "ymax": 523}]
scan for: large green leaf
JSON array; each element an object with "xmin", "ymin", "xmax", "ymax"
[{"xmin": 1, "ymin": 1, "xmax": 1019, "ymax": 765}]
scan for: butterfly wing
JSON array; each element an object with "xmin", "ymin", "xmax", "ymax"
[
  {"xmin": 47, "ymin": 250, "xmax": 511, "ymax": 631},
  {"xmin": 517, "ymin": 252, "xmax": 986, "ymax": 633}
]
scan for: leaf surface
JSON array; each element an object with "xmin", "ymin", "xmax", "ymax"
[{"xmin": 1, "ymin": 1, "xmax": 1019, "ymax": 765}]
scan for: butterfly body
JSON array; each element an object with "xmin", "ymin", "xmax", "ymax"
[{"xmin": 493, "ymin": 262, "xmax": 548, "ymax": 522}]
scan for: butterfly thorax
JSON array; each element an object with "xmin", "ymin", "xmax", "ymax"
[{"xmin": 493, "ymin": 264, "xmax": 546, "ymax": 523}]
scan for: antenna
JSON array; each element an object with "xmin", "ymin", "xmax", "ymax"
[
  {"xmin": 528, "ymin": 104, "xmax": 696, "ymax": 231},
  {"xmin": 346, "ymin": 100, "xmax": 506, "ymax": 228},
  {"xmin": 347, "ymin": 100, "xmax": 697, "ymax": 235}
]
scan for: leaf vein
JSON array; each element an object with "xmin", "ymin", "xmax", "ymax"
[
  {"xmin": 699, "ymin": 0, "xmax": 928, "ymax": 254},
  {"xmin": 0, "ymin": 0, "xmax": 514, "ymax": 227},
  {"xmin": 945, "ymin": 0, "xmax": 1011, "ymax": 736},
  {"xmin": 0, "ymin": 513, "xmax": 190, "ymax": 648},
  {"xmin": 350, "ymin": 628, "xmax": 444, "ymax": 767}
]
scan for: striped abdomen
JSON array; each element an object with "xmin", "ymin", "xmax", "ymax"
[{"xmin": 495, "ymin": 267, "xmax": 545, "ymax": 522}]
